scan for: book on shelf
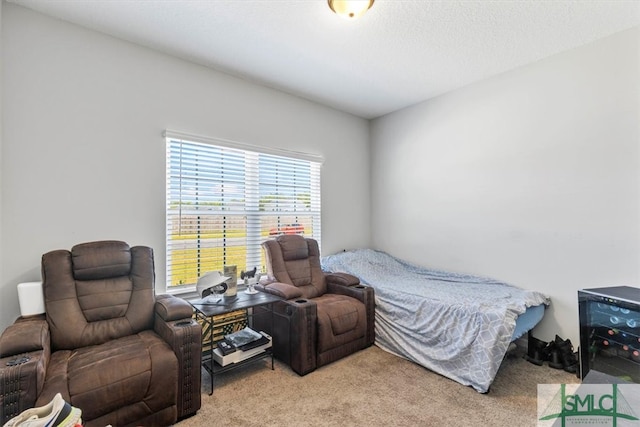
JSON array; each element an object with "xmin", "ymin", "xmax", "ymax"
[
  {"xmin": 224, "ymin": 327, "xmax": 263, "ymax": 348},
  {"xmin": 212, "ymin": 331, "xmax": 272, "ymax": 367}
]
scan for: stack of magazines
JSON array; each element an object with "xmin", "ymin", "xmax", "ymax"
[{"xmin": 217, "ymin": 327, "xmax": 270, "ymax": 355}]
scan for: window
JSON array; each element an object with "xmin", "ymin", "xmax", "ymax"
[{"xmin": 165, "ymin": 132, "xmax": 322, "ymax": 289}]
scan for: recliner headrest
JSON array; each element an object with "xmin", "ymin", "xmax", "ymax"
[
  {"xmin": 277, "ymin": 235, "xmax": 309, "ymax": 261},
  {"xmin": 72, "ymin": 240, "xmax": 132, "ymax": 280}
]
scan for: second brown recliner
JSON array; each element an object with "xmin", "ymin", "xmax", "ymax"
[{"xmin": 255, "ymin": 235, "xmax": 374, "ymax": 375}]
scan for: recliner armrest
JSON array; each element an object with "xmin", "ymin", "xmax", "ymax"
[
  {"xmin": 325, "ymin": 272, "xmax": 360, "ymax": 287},
  {"xmin": 0, "ymin": 316, "xmax": 51, "ymax": 425},
  {"xmin": 256, "ymin": 282, "xmax": 303, "ymax": 300},
  {"xmin": 273, "ymin": 299, "xmax": 318, "ymax": 375},
  {"xmin": 327, "ymin": 282, "xmax": 372, "ymax": 302},
  {"xmin": 153, "ymin": 298, "xmax": 202, "ymax": 419},
  {"xmin": 0, "ymin": 316, "xmax": 49, "ymax": 357},
  {"xmin": 154, "ymin": 294, "xmax": 194, "ymax": 322}
]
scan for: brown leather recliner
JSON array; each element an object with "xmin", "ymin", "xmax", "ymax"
[
  {"xmin": 0, "ymin": 241, "xmax": 202, "ymax": 426},
  {"xmin": 255, "ymin": 235, "xmax": 374, "ymax": 375}
]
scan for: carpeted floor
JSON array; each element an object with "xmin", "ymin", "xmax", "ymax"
[{"xmin": 175, "ymin": 345, "xmax": 579, "ymax": 427}]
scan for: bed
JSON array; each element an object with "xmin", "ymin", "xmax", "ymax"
[{"xmin": 321, "ymin": 248, "xmax": 550, "ymax": 393}]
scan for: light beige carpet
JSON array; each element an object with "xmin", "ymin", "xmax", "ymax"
[{"xmin": 175, "ymin": 345, "xmax": 579, "ymax": 427}]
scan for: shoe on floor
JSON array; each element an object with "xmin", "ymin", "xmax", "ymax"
[
  {"xmin": 551, "ymin": 334, "xmax": 579, "ymax": 374},
  {"xmin": 524, "ymin": 334, "xmax": 548, "ymax": 366},
  {"xmin": 547, "ymin": 340, "xmax": 564, "ymax": 369},
  {"xmin": 2, "ymin": 393, "xmax": 82, "ymax": 427}
]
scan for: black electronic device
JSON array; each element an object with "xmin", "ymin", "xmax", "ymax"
[
  {"xmin": 237, "ymin": 335, "xmax": 270, "ymax": 352},
  {"xmin": 578, "ymin": 286, "xmax": 640, "ymax": 383},
  {"xmin": 217, "ymin": 339, "xmax": 236, "ymax": 356}
]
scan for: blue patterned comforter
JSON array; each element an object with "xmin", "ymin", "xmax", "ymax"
[{"xmin": 321, "ymin": 249, "xmax": 550, "ymax": 393}]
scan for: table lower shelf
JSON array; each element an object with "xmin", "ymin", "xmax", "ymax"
[
  {"xmin": 203, "ymin": 347, "xmax": 273, "ymax": 375},
  {"xmin": 202, "ymin": 346, "xmax": 275, "ymax": 395}
]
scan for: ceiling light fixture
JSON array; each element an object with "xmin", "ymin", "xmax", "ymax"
[{"xmin": 328, "ymin": 0, "xmax": 374, "ymax": 20}]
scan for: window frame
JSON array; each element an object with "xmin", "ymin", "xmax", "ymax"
[{"xmin": 164, "ymin": 130, "xmax": 323, "ymax": 292}]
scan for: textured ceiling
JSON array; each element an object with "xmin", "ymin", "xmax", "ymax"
[{"xmin": 8, "ymin": 0, "xmax": 640, "ymax": 119}]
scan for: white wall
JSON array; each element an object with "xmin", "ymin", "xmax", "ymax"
[
  {"xmin": 0, "ymin": 3, "xmax": 371, "ymax": 330},
  {"xmin": 370, "ymin": 27, "xmax": 640, "ymax": 346},
  {"xmin": 0, "ymin": 0, "xmax": 4, "ymax": 334}
]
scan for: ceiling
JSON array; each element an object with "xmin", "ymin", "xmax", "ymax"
[{"xmin": 8, "ymin": 0, "xmax": 640, "ymax": 119}]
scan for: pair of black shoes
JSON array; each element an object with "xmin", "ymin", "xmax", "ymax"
[{"xmin": 524, "ymin": 334, "xmax": 579, "ymax": 374}]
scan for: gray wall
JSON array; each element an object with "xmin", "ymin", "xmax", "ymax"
[
  {"xmin": 0, "ymin": 0, "xmax": 3, "ymax": 333},
  {"xmin": 0, "ymin": 3, "xmax": 371, "ymax": 330},
  {"xmin": 370, "ymin": 27, "xmax": 640, "ymax": 345}
]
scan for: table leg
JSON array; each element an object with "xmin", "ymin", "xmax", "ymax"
[{"xmin": 209, "ymin": 315, "xmax": 214, "ymax": 395}]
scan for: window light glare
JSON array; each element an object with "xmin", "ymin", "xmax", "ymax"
[{"xmin": 328, "ymin": 0, "xmax": 374, "ymax": 20}]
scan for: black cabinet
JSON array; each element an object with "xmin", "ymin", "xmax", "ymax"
[{"xmin": 578, "ymin": 286, "xmax": 640, "ymax": 383}]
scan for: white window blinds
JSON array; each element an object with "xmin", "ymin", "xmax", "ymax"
[{"xmin": 165, "ymin": 134, "xmax": 322, "ymax": 288}]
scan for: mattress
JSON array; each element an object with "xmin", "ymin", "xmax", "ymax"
[
  {"xmin": 512, "ymin": 303, "xmax": 545, "ymax": 341},
  {"xmin": 321, "ymin": 248, "xmax": 549, "ymax": 392}
]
